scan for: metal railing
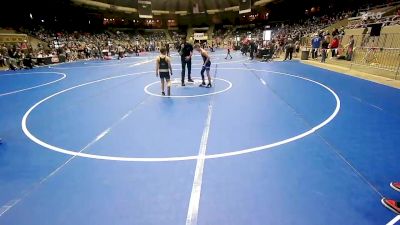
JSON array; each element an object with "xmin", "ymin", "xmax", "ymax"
[
  {"xmin": 0, "ymin": 33, "xmax": 28, "ymax": 43},
  {"xmin": 351, "ymin": 47, "xmax": 400, "ymax": 79},
  {"xmin": 298, "ymin": 32, "xmax": 400, "ymax": 79}
]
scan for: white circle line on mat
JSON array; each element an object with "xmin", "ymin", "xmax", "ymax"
[
  {"xmin": 144, "ymin": 77, "xmax": 232, "ymax": 98},
  {"xmin": 21, "ymin": 68, "xmax": 340, "ymax": 162},
  {"xmin": 50, "ymin": 58, "xmax": 153, "ymax": 69},
  {"xmin": 0, "ymin": 72, "xmax": 67, "ymax": 97},
  {"xmin": 171, "ymin": 59, "xmax": 247, "ymax": 66}
]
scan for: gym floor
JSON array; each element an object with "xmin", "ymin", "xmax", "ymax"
[{"xmin": 0, "ymin": 50, "xmax": 399, "ymax": 225}]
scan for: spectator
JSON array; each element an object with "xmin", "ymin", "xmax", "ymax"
[
  {"xmin": 321, "ymin": 36, "xmax": 330, "ymax": 63},
  {"xmin": 311, "ymin": 34, "xmax": 321, "ymax": 59},
  {"xmin": 250, "ymin": 41, "xmax": 256, "ymax": 60},
  {"xmin": 332, "ymin": 28, "xmax": 339, "ymax": 37},
  {"xmin": 330, "ymin": 36, "xmax": 339, "ymax": 58},
  {"xmin": 0, "ymin": 53, "xmax": 5, "ymax": 68},
  {"xmin": 284, "ymin": 38, "xmax": 295, "ymax": 60},
  {"xmin": 294, "ymin": 40, "xmax": 300, "ymax": 58},
  {"xmin": 345, "ymin": 35, "xmax": 355, "ymax": 61}
]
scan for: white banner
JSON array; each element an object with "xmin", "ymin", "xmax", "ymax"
[
  {"xmin": 194, "ymin": 33, "xmax": 208, "ymax": 40},
  {"xmin": 194, "ymin": 33, "xmax": 204, "ymax": 39},
  {"xmin": 360, "ymin": 11, "xmax": 383, "ymax": 21}
]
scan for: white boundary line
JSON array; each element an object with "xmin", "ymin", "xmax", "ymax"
[
  {"xmin": 0, "ymin": 105, "xmax": 135, "ymax": 217},
  {"xmin": 50, "ymin": 57, "xmax": 153, "ymax": 70},
  {"xmin": 186, "ymin": 103, "xmax": 213, "ymax": 225},
  {"xmin": 144, "ymin": 77, "xmax": 232, "ymax": 98},
  {"xmin": 83, "ymin": 57, "xmax": 144, "ymax": 65},
  {"xmin": 1, "ymin": 90, "xmax": 151, "ymax": 216},
  {"xmin": 169, "ymin": 53, "xmax": 230, "ymax": 59},
  {"xmin": 171, "ymin": 59, "xmax": 247, "ymax": 66},
  {"xmin": 21, "ymin": 68, "xmax": 341, "ymax": 162},
  {"xmin": 387, "ymin": 215, "xmax": 400, "ymax": 225},
  {"xmin": 0, "ymin": 72, "xmax": 67, "ymax": 97},
  {"xmin": 128, "ymin": 59, "xmax": 155, "ymax": 67},
  {"xmin": 260, "ymin": 78, "xmax": 267, "ymax": 85},
  {"xmin": 48, "ymin": 55, "xmax": 245, "ymax": 69},
  {"xmin": 351, "ymin": 95, "xmax": 384, "ymax": 111}
]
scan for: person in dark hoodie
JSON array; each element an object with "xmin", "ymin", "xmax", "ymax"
[
  {"xmin": 321, "ymin": 36, "xmax": 330, "ymax": 63},
  {"xmin": 284, "ymin": 38, "xmax": 294, "ymax": 60}
]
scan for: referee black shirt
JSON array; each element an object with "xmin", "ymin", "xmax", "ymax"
[{"xmin": 179, "ymin": 43, "xmax": 193, "ymax": 59}]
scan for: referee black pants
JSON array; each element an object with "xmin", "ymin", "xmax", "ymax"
[
  {"xmin": 285, "ymin": 48, "xmax": 293, "ymax": 60},
  {"xmin": 181, "ymin": 58, "xmax": 192, "ymax": 83}
]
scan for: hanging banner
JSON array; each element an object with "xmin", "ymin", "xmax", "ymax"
[
  {"xmin": 138, "ymin": 0, "xmax": 153, "ymax": 18},
  {"xmin": 239, "ymin": 0, "xmax": 251, "ymax": 14}
]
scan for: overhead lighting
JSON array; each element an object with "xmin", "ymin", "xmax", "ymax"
[
  {"xmin": 254, "ymin": 0, "xmax": 274, "ymax": 6},
  {"xmin": 225, "ymin": 6, "xmax": 240, "ymax": 11},
  {"xmin": 175, "ymin": 10, "xmax": 187, "ymax": 15},
  {"xmin": 207, "ymin": 9, "xmax": 221, "ymax": 14},
  {"xmin": 152, "ymin": 10, "xmax": 169, "ymax": 14}
]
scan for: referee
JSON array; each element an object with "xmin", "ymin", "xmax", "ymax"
[
  {"xmin": 178, "ymin": 37, "xmax": 194, "ymax": 86},
  {"xmin": 165, "ymin": 42, "xmax": 170, "ymax": 56}
]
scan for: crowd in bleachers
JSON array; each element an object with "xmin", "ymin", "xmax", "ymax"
[
  {"xmin": 169, "ymin": 30, "xmax": 184, "ymax": 40},
  {"xmin": 0, "ymin": 28, "xmax": 174, "ymax": 70},
  {"xmin": 229, "ymin": 2, "xmax": 399, "ymax": 62},
  {"xmin": 210, "ymin": 8, "xmax": 355, "ymax": 60},
  {"xmin": 1, "ymin": 1, "xmax": 400, "ymax": 70},
  {"xmin": 143, "ymin": 31, "xmax": 166, "ymax": 42},
  {"xmin": 0, "ymin": 42, "xmax": 36, "ymax": 70}
]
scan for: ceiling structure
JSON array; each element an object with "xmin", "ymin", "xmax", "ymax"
[{"xmin": 71, "ymin": 0, "xmax": 275, "ymax": 15}]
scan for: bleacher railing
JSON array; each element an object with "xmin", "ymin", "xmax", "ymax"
[
  {"xmin": 0, "ymin": 33, "xmax": 28, "ymax": 43},
  {"xmin": 351, "ymin": 47, "xmax": 400, "ymax": 79},
  {"xmin": 299, "ymin": 30, "xmax": 400, "ymax": 79}
]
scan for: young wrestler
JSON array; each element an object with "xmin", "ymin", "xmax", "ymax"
[
  {"xmin": 156, "ymin": 48, "xmax": 173, "ymax": 96},
  {"xmin": 194, "ymin": 44, "xmax": 212, "ymax": 88}
]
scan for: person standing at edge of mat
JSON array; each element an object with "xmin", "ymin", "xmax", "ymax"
[
  {"xmin": 194, "ymin": 43, "xmax": 212, "ymax": 88},
  {"xmin": 249, "ymin": 41, "xmax": 256, "ymax": 60},
  {"xmin": 311, "ymin": 33, "xmax": 321, "ymax": 59},
  {"xmin": 117, "ymin": 45, "xmax": 124, "ymax": 60},
  {"xmin": 178, "ymin": 37, "xmax": 194, "ymax": 86},
  {"xmin": 284, "ymin": 38, "xmax": 294, "ymax": 60},
  {"xmin": 382, "ymin": 181, "xmax": 400, "ymax": 214},
  {"xmin": 156, "ymin": 48, "xmax": 173, "ymax": 96},
  {"xmin": 321, "ymin": 35, "xmax": 330, "ymax": 63},
  {"xmin": 165, "ymin": 42, "xmax": 170, "ymax": 56},
  {"xmin": 225, "ymin": 45, "xmax": 232, "ymax": 60}
]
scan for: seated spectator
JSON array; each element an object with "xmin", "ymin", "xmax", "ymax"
[{"xmin": 0, "ymin": 53, "xmax": 5, "ymax": 67}]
